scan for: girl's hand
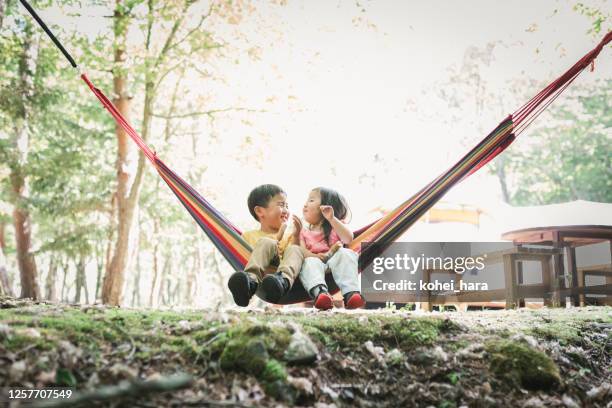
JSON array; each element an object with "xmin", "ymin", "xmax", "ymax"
[
  {"xmin": 320, "ymin": 205, "xmax": 334, "ymax": 221},
  {"xmin": 291, "ymin": 215, "xmax": 302, "ymax": 235},
  {"xmin": 291, "ymin": 215, "xmax": 302, "ymax": 245}
]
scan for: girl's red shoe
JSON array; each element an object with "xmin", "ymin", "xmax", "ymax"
[
  {"xmin": 345, "ymin": 292, "xmax": 366, "ymax": 309},
  {"xmin": 314, "ymin": 292, "xmax": 333, "ymax": 310}
]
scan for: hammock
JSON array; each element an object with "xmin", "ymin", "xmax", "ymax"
[{"xmin": 20, "ymin": 0, "xmax": 611, "ymax": 304}]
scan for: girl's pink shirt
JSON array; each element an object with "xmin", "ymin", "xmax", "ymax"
[{"xmin": 300, "ymin": 228, "xmax": 340, "ymax": 254}]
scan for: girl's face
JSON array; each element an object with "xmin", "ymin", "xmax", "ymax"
[{"xmin": 302, "ymin": 189, "xmax": 322, "ymax": 225}]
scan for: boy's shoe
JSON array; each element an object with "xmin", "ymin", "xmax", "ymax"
[
  {"xmin": 344, "ymin": 292, "xmax": 366, "ymax": 309},
  {"xmin": 314, "ymin": 292, "xmax": 333, "ymax": 310},
  {"xmin": 260, "ymin": 272, "xmax": 290, "ymax": 303},
  {"xmin": 228, "ymin": 271, "xmax": 258, "ymax": 307}
]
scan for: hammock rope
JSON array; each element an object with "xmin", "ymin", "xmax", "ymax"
[{"xmin": 19, "ymin": 0, "xmax": 611, "ymax": 304}]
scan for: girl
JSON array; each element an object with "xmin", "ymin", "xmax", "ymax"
[{"xmin": 296, "ymin": 187, "xmax": 366, "ymax": 310}]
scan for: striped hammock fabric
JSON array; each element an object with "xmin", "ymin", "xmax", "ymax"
[{"xmin": 20, "ymin": 0, "xmax": 610, "ymax": 304}]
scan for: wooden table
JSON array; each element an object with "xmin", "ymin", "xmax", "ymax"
[{"xmin": 502, "ymin": 225, "xmax": 612, "ymax": 306}]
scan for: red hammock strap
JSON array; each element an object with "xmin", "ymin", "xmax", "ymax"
[
  {"xmin": 513, "ymin": 31, "xmax": 611, "ymax": 129},
  {"xmin": 80, "ymin": 73, "xmax": 157, "ymax": 163}
]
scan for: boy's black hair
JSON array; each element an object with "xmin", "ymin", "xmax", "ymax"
[
  {"xmin": 316, "ymin": 187, "xmax": 351, "ymax": 244},
  {"xmin": 247, "ymin": 184, "xmax": 286, "ymax": 221}
]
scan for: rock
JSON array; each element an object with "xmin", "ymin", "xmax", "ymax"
[
  {"xmin": 314, "ymin": 403, "xmax": 338, "ymax": 408},
  {"xmin": 0, "ymin": 323, "xmax": 11, "ymax": 340},
  {"xmin": 17, "ymin": 327, "xmax": 41, "ymax": 338},
  {"xmin": 587, "ymin": 383, "xmax": 611, "ymax": 401},
  {"xmin": 429, "ymin": 382, "xmax": 457, "ymax": 399},
  {"xmin": 511, "ymin": 334, "xmax": 539, "ymax": 348},
  {"xmin": 481, "ymin": 396, "xmax": 497, "ymax": 407},
  {"xmin": 431, "ymin": 346, "xmax": 449, "ymax": 362},
  {"xmin": 481, "ymin": 382, "xmax": 492, "ymax": 395},
  {"xmin": 58, "ymin": 340, "xmax": 82, "ymax": 368},
  {"xmin": 264, "ymin": 379, "xmax": 296, "ymax": 403},
  {"xmin": 284, "ymin": 330, "xmax": 318, "ymax": 364},
  {"xmin": 385, "ymin": 348, "xmax": 405, "ymax": 366},
  {"xmin": 457, "ymin": 342, "xmax": 484, "ymax": 360},
  {"xmin": 522, "ymin": 396, "xmax": 545, "ymax": 408},
  {"xmin": 364, "ymin": 340, "xmax": 386, "ymax": 366},
  {"xmin": 108, "ymin": 363, "xmax": 138, "ymax": 379},
  {"xmin": 562, "ymin": 394, "xmax": 580, "ymax": 408},
  {"xmin": 36, "ymin": 370, "xmax": 56, "ymax": 385},
  {"xmin": 287, "ymin": 376, "xmax": 314, "ymax": 395},
  {"xmin": 320, "ymin": 385, "xmax": 339, "ymax": 400},
  {"xmin": 86, "ymin": 372, "xmax": 100, "ymax": 388},
  {"xmin": 10, "ymin": 360, "xmax": 27, "ymax": 382},
  {"xmin": 177, "ymin": 320, "xmax": 191, "ymax": 332}
]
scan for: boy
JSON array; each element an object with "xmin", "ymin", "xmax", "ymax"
[{"xmin": 228, "ymin": 184, "xmax": 304, "ymax": 306}]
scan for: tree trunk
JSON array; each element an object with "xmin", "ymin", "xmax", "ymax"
[
  {"xmin": 0, "ymin": 222, "xmax": 13, "ymax": 297},
  {"xmin": 158, "ymin": 255, "xmax": 170, "ymax": 306},
  {"xmin": 186, "ymin": 246, "xmax": 197, "ymax": 305},
  {"xmin": 0, "ymin": 220, "xmax": 6, "ymax": 255},
  {"xmin": 95, "ymin": 243, "xmax": 104, "ymax": 302},
  {"xmin": 61, "ymin": 258, "xmax": 68, "ymax": 302},
  {"xmin": 102, "ymin": 0, "xmax": 157, "ymax": 306},
  {"xmin": 495, "ymin": 157, "xmax": 511, "ymax": 204},
  {"xmin": 131, "ymin": 223, "xmax": 143, "ymax": 307},
  {"xmin": 10, "ymin": 20, "xmax": 40, "ymax": 300},
  {"xmin": 149, "ymin": 218, "xmax": 160, "ymax": 307},
  {"xmin": 0, "ymin": 0, "xmax": 8, "ymax": 30},
  {"xmin": 74, "ymin": 254, "xmax": 88, "ymax": 304},
  {"xmin": 82, "ymin": 256, "xmax": 89, "ymax": 304},
  {"xmin": 101, "ymin": 0, "xmax": 136, "ymax": 306},
  {"xmin": 45, "ymin": 256, "xmax": 57, "ymax": 301},
  {"xmin": 131, "ymin": 247, "xmax": 141, "ymax": 307}
]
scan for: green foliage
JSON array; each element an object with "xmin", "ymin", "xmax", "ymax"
[
  {"xmin": 446, "ymin": 371, "xmax": 461, "ymax": 385},
  {"xmin": 55, "ymin": 368, "xmax": 77, "ymax": 387},
  {"xmin": 529, "ymin": 321, "xmax": 582, "ymax": 346},
  {"xmin": 0, "ymin": 0, "xmax": 115, "ymax": 265},
  {"xmin": 505, "ymin": 81, "xmax": 612, "ymax": 205},
  {"xmin": 573, "ymin": 2, "xmax": 611, "ymax": 35}
]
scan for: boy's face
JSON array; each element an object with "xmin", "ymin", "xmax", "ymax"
[{"xmin": 255, "ymin": 193, "xmax": 289, "ymax": 231}]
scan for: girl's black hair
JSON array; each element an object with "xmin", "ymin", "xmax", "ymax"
[{"xmin": 316, "ymin": 187, "xmax": 351, "ymax": 245}]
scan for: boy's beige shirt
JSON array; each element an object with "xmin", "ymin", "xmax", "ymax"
[{"xmin": 242, "ymin": 229, "xmax": 293, "ymax": 257}]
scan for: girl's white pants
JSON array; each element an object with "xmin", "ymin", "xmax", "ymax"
[{"xmin": 299, "ymin": 248, "xmax": 360, "ymax": 296}]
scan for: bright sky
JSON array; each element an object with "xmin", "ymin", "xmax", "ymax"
[
  {"xmin": 41, "ymin": 0, "xmax": 611, "ymax": 232},
  {"xmin": 202, "ymin": 0, "xmax": 611, "ymax": 231}
]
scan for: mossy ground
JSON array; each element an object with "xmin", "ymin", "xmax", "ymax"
[
  {"xmin": 0, "ymin": 299, "xmax": 610, "ymax": 407},
  {"xmin": 486, "ymin": 339, "xmax": 561, "ymax": 390}
]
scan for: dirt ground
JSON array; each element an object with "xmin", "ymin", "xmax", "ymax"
[{"xmin": 0, "ymin": 297, "xmax": 610, "ymax": 407}]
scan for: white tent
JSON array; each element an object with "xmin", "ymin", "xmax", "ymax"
[{"xmin": 397, "ymin": 200, "xmax": 612, "ymax": 242}]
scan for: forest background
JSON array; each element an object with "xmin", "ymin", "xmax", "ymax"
[{"xmin": 0, "ymin": 0, "xmax": 609, "ymax": 307}]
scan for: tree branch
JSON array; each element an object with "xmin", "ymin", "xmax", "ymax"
[
  {"xmin": 151, "ymin": 107, "xmax": 266, "ymax": 120},
  {"xmin": 164, "ymin": 2, "xmax": 215, "ymax": 54},
  {"xmin": 34, "ymin": 373, "xmax": 193, "ymax": 408}
]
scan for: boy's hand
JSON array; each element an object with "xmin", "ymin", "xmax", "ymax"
[
  {"xmin": 316, "ymin": 253, "xmax": 328, "ymax": 261},
  {"xmin": 305, "ymin": 252, "xmax": 328, "ymax": 261},
  {"xmin": 320, "ymin": 205, "xmax": 334, "ymax": 221},
  {"xmin": 275, "ymin": 223, "xmax": 287, "ymax": 241}
]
